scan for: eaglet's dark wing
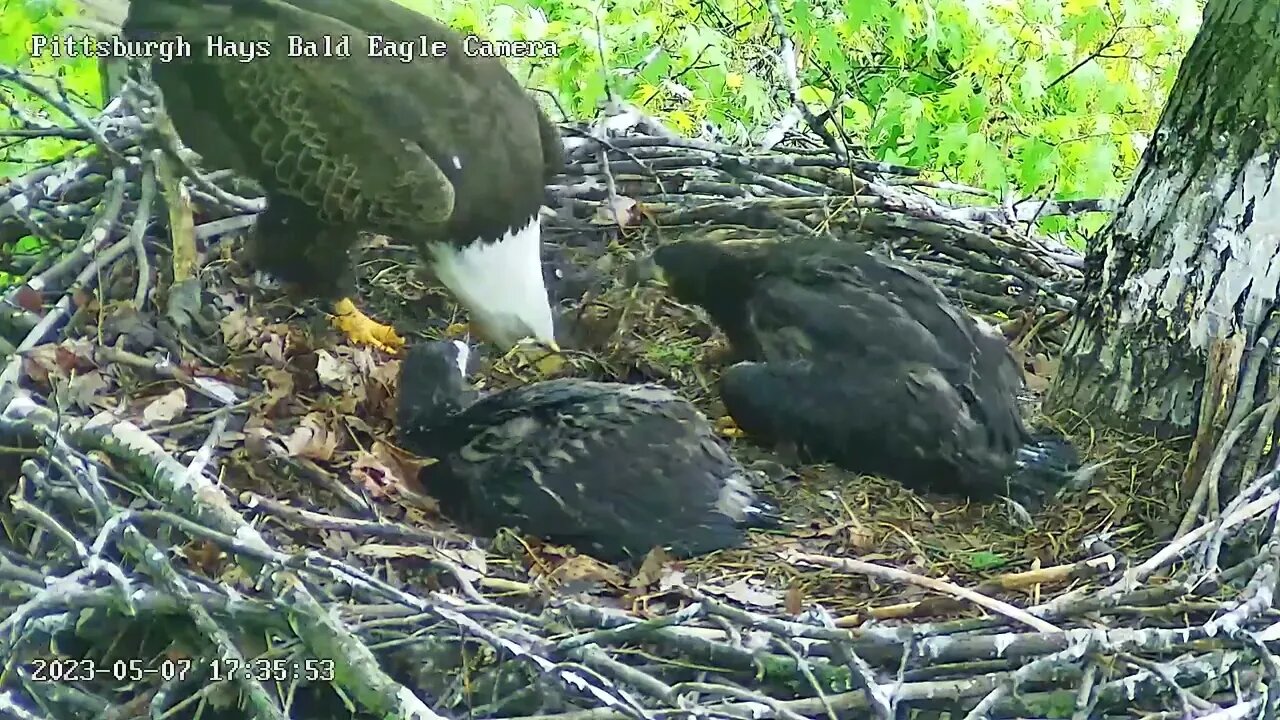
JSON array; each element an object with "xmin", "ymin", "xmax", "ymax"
[
  {"xmin": 432, "ymin": 380, "xmax": 749, "ymax": 559},
  {"xmin": 745, "ymin": 252, "xmax": 1027, "ymax": 444}
]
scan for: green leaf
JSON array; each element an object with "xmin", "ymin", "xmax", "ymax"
[
  {"xmin": 791, "ymin": 0, "xmax": 815, "ymax": 34},
  {"xmin": 1068, "ymin": 5, "xmax": 1112, "ymax": 47},
  {"xmin": 814, "ymin": 25, "xmax": 850, "ymax": 80},
  {"xmin": 15, "ymin": 235, "xmax": 48, "ymax": 255},
  {"xmin": 1016, "ymin": 138, "xmax": 1059, "ymax": 190},
  {"xmin": 1017, "ymin": 60, "xmax": 1048, "ymax": 107},
  {"xmin": 637, "ymin": 50, "xmax": 672, "ymax": 85},
  {"xmin": 980, "ymin": 141, "xmax": 1009, "ymax": 190},
  {"xmin": 935, "ymin": 122, "xmax": 971, "ymax": 164},
  {"xmin": 937, "ymin": 78, "xmax": 975, "ymax": 119},
  {"xmin": 843, "ymin": 0, "xmax": 887, "ymax": 28},
  {"xmin": 739, "ymin": 73, "xmax": 771, "ymax": 119},
  {"xmin": 967, "ymin": 551, "xmax": 1007, "ymax": 571}
]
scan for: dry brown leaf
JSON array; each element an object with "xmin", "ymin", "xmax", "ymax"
[
  {"xmin": 23, "ymin": 339, "xmax": 97, "ymax": 387},
  {"xmin": 320, "ymin": 531, "xmax": 360, "ymax": 554},
  {"xmin": 314, "ymin": 349, "xmax": 351, "ymax": 390},
  {"xmin": 784, "ymin": 584, "xmax": 805, "ymax": 615},
  {"xmin": 260, "ymin": 333, "xmax": 288, "ymax": 366},
  {"xmin": 630, "ymin": 546, "xmax": 673, "ymax": 588},
  {"xmin": 72, "ymin": 288, "xmax": 96, "ymax": 310},
  {"xmin": 13, "ymin": 283, "xmax": 43, "ymax": 314},
  {"xmin": 219, "ymin": 308, "xmax": 257, "ymax": 350},
  {"xmin": 64, "ymin": 370, "xmax": 109, "ymax": 410},
  {"xmin": 259, "ymin": 367, "xmax": 295, "ymax": 416},
  {"xmin": 537, "ymin": 542, "xmax": 575, "ymax": 558},
  {"xmin": 283, "ymin": 413, "xmax": 338, "ymax": 461},
  {"xmin": 242, "ymin": 416, "xmax": 280, "ymax": 459},
  {"xmin": 1024, "ymin": 353, "xmax": 1059, "ymax": 393},
  {"xmin": 809, "ymin": 521, "xmax": 876, "ymax": 553},
  {"xmin": 591, "ymin": 195, "xmax": 639, "ymax": 227},
  {"xmin": 657, "ymin": 568, "xmax": 686, "ymax": 592},
  {"xmin": 56, "ymin": 339, "xmax": 97, "ymax": 371},
  {"xmin": 371, "ymin": 441, "xmax": 432, "ymax": 489},
  {"xmin": 1024, "ymin": 372, "xmax": 1051, "ymax": 393},
  {"xmin": 546, "ymin": 554, "xmax": 626, "ymax": 587},
  {"xmin": 142, "ymin": 387, "xmax": 188, "ymax": 426},
  {"xmin": 182, "ymin": 540, "xmax": 227, "ymax": 578},
  {"xmin": 365, "ymin": 359, "xmax": 401, "ymax": 419},
  {"xmin": 368, "ymin": 358, "xmax": 400, "ymax": 390},
  {"xmin": 345, "ymin": 346, "xmax": 379, "ymax": 378},
  {"xmin": 701, "ymin": 578, "xmax": 783, "ymax": 609},
  {"xmin": 350, "ymin": 449, "xmax": 440, "ymax": 513},
  {"xmin": 437, "ymin": 545, "xmax": 489, "ymax": 584},
  {"xmin": 402, "ymin": 506, "xmax": 433, "ymax": 526},
  {"xmin": 22, "ymin": 344, "xmax": 63, "ymax": 386},
  {"xmin": 349, "ymin": 450, "xmax": 399, "ymax": 498}
]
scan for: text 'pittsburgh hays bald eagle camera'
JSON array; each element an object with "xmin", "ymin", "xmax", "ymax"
[{"xmin": 111, "ymin": 0, "xmax": 564, "ymax": 354}]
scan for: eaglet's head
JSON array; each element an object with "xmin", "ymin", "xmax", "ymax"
[
  {"xmin": 634, "ymin": 239, "xmax": 766, "ymax": 310},
  {"xmin": 396, "ymin": 340, "xmax": 477, "ymax": 432}
]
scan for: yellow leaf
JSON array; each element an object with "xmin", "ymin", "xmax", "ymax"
[{"xmin": 666, "ymin": 110, "xmax": 696, "ymax": 133}]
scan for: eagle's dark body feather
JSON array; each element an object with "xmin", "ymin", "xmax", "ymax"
[
  {"xmin": 122, "ymin": 0, "xmax": 563, "ymax": 347},
  {"xmin": 397, "ymin": 342, "xmax": 780, "ymax": 563},
  {"xmin": 650, "ymin": 237, "xmax": 1077, "ymax": 506}
]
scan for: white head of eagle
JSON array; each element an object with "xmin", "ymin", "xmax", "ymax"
[{"xmin": 428, "ymin": 216, "xmax": 558, "ymax": 351}]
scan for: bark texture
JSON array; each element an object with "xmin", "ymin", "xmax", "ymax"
[{"xmin": 1048, "ymin": 0, "xmax": 1280, "ymax": 437}]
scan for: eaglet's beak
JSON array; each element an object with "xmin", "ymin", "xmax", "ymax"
[{"xmin": 626, "ymin": 252, "xmax": 668, "ymax": 287}]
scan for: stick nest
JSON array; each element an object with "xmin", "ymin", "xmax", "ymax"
[{"xmin": 0, "ymin": 78, "xmax": 1276, "ymax": 720}]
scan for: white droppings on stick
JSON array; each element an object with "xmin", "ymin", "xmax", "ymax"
[{"xmin": 992, "ymin": 633, "xmax": 1015, "ymax": 657}]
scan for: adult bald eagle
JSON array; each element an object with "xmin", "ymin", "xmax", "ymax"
[
  {"xmin": 119, "ymin": 0, "xmax": 562, "ymax": 352},
  {"xmin": 637, "ymin": 237, "xmax": 1078, "ymax": 508},
  {"xmin": 396, "ymin": 341, "xmax": 780, "ymax": 563}
]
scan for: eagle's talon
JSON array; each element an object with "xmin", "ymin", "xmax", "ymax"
[{"xmin": 330, "ymin": 298, "xmax": 405, "ymax": 353}]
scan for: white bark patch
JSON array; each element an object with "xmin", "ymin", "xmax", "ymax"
[
  {"xmin": 1211, "ymin": 154, "xmax": 1280, "ymax": 343},
  {"xmin": 1109, "ymin": 161, "xmax": 1197, "ymax": 326},
  {"xmin": 1116, "ymin": 151, "xmax": 1280, "ymax": 351}
]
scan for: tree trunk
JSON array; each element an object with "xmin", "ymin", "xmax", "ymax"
[{"xmin": 1047, "ymin": 0, "xmax": 1280, "ymax": 440}]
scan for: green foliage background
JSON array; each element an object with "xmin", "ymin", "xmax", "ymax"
[
  {"xmin": 1, "ymin": 0, "xmax": 103, "ymax": 172},
  {"xmin": 3, "ymin": 0, "xmax": 1202, "ymax": 239}
]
